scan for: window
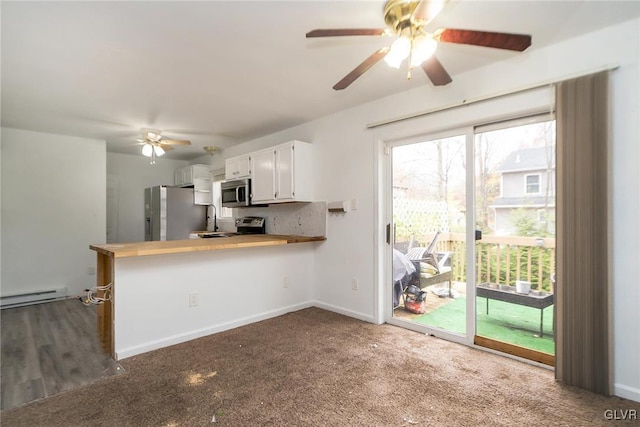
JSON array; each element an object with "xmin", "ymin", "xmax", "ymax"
[
  {"xmin": 211, "ymin": 169, "xmax": 233, "ymax": 219},
  {"xmin": 525, "ymin": 174, "xmax": 540, "ymax": 194}
]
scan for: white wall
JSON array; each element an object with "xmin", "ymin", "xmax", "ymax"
[
  {"xmin": 0, "ymin": 128, "xmax": 106, "ymax": 298},
  {"xmin": 0, "ymin": 135, "xmax": 3, "ymax": 291},
  {"xmin": 115, "ymin": 243, "xmax": 316, "ymax": 359},
  {"xmin": 208, "ymin": 19, "xmax": 640, "ymax": 400},
  {"xmin": 106, "ymin": 152, "xmax": 188, "ymax": 243}
]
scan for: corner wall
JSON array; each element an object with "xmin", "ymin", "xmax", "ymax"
[{"xmin": 0, "ymin": 128, "xmax": 106, "ymax": 298}]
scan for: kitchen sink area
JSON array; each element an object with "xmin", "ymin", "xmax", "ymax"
[
  {"xmin": 190, "ymin": 216, "xmax": 266, "ymax": 239},
  {"xmin": 196, "ymin": 232, "xmax": 238, "ymax": 238}
]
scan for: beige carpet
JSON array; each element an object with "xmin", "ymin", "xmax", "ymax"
[{"xmin": 2, "ymin": 307, "xmax": 638, "ymax": 426}]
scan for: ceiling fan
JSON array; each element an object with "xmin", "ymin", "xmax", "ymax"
[
  {"xmin": 306, "ymin": 0, "xmax": 532, "ymax": 90},
  {"xmin": 135, "ymin": 128, "xmax": 191, "ymax": 164}
]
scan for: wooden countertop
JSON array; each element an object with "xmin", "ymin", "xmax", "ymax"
[{"xmin": 90, "ymin": 234, "xmax": 326, "ymax": 258}]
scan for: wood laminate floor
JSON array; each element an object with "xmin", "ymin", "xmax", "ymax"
[{"xmin": 1, "ymin": 298, "xmax": 123, "ymax": 411}]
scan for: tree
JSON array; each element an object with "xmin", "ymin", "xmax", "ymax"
[
  {"xmin": 510, "ymin": 207, "xmax": 551, "ymax": 237},
  {"xmin": 475, "ymin": 133, "xmax": 500, "ymax": 232}
]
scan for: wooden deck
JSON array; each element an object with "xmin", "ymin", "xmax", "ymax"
[{"xmin": 393, "ymin": 282, "xmax": 467, "ymax": 321}]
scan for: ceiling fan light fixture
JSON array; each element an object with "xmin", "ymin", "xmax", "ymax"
[
  {"xmin": 142, "ymin": 143, "xmax": 153, "ymax": 157},
  {"xmin": 384, "ymin": 37, "xmax": 411, "ymax": 68},
  {"xmin": 410, "ymin": 37, "xmax": 437, "ymax": 66},
  {"xmin": 153, "ymin": 145, "xmax": 165, "ymax": 156},
  {"xmin": 203, "ymin": 146, "xmax": 220, "ymax": 156}
]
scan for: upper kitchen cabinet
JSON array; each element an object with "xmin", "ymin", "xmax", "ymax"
[
  {"xmin": 175, "ymin": 164, "xmax": 212, "ymax": 205},
  {"xmin": 225, "ymin": 154, "xmax": 251, "ymax": 180},
  {"xmin": 251, "ymin": 140, "xmax": 313, "ymax": 204}
]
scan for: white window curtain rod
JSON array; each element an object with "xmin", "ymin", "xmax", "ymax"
[{"xmin": 366, "ymin": 64, "xmax": 619, "ymax": 130}]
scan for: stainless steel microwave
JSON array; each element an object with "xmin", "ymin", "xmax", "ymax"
[{"xmin": 221, "ymin": 179, "xmax": 251, "ymax": 208}]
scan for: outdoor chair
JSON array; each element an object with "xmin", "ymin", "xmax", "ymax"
[{"xmin": 406, "ymin": 231, "xmax": 454, "ymax": 298}]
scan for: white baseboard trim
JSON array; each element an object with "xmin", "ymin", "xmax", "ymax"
[
  {"xmin": 615, "ymin": 383, "xmax": 640, "ymax": 402},
  {"xmin": 116, "ymin": 301, "xmax": 315, "ymax": 360},
  {"xmin": 311, "ymin": 301, "xmax": 376, "ymax": 324}
]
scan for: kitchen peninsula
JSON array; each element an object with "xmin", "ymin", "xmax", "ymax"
[{"xmin": 90, "ymin": 234, "xmax": 325, "ymax": 360}]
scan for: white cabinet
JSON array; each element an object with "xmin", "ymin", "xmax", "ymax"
[
  {"xmin": 175, "ymin": 164, "xmax": 212, "ymax": 205},
  {"xmin": 251, "ymin": 148, "xmax": 277, "ymax": 203},
  {"xmin": 225, "ymin": 154, "xmax": 251, "ymax": 180},
  {"xmin": 250, "ymin": 140, "xmax": 313, "ymax": 204}
]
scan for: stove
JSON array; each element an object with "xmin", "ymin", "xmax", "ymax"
[{"xmin": 235, "ymin": 216, "xmax": 266, "ymax": 235}]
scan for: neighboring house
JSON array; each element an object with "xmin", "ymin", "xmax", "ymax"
[{"xmin": 490, "ymin": 146, "xmax": 556, "ymax": 236}]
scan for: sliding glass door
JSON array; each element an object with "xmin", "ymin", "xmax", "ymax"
[
  {"xmin": 386, "ymin": 117, "xmax": 556, "ymax": 363},
  {"xmin": 389, "ymin": 132, "xmax": 468, "ymax": 340},
  {"xmin": 473, "ymin": 119, "xmax": 556, "ymax": 364}
]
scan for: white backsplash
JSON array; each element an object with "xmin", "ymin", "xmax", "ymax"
[{"xmin": 236, "ymin": 202, "xmax": 327, "ymax": 237}]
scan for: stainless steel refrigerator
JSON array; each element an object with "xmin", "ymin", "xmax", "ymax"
[{"xmin": 144, "ymin": 186, "xmax": 207, "ymax": 241}]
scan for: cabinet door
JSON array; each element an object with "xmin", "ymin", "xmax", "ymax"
[
  {"xmin": 182, "ymin": 166, "xmax": 194, "ymax": 185},
  {"xmin": 250, "ymin": 149, "xmax": 276, "ymax": 203},
  {"xmin": 236, "ymin": 155, "xmax": 251, "ymax": 178},
  {"xmin": 192, "ymin": 165, "xmax": 210, "ymax": 180},
  {"xmin": 174, "ymin": 167, "xmax": 184, "ymax": 186},
  {"xmin": 275, "ymin": 143, "xmax": 295, "ymax": 201},
  {"xmin": 225, "ymin": 155, "xmax": 251, "ymax": 179},
  {"xmin": 225, "ymin": 157, "xmax": 240, "ymax": 180}
]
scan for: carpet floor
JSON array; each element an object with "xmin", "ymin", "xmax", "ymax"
[{"xmin": 1, "ymin": 307, "xmax": 638, "ymax": 426}]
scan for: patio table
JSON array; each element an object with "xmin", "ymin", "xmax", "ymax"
[{"xmin": 476, "ymin": 283, "xmax": 554, "ymax": 338}]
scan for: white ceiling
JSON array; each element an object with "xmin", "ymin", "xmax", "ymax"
[{"xmin": 2, "ymin": 1, "xmax": 639, "ymax": 160}]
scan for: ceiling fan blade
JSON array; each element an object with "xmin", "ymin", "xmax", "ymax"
[
  {"xmin": 434, "ymin": 29, "xmax": 532, "ymax": 51},
  {"xmin": 421, "ymin": 55, "xmax": 452, "ymax": 86},
  {"xmin": 413, "ymin": 0, "xmax": 448, "ymax": 24},
  {"xmin": 159, "ymin": 145, "xmax": 174, "ymax": 152},
  {"xmin": 333, "ymin": 47, "xmax": 390, "ymax": 91},
  {"xmin": 306, "ymin": 28, "xmax": 387, "ymax": 38},
  {"xmin": 160, "ymin": 139, "xmax": 191, "ymax": 146}
]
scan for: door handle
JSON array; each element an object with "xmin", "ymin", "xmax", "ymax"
[
  {"xmin": 386, "ymin": 223, "xmax": 391, "ymax": 245},
  {"xmin": 475, "ymin": 229, "xmax": 482, "ymax": 241}
]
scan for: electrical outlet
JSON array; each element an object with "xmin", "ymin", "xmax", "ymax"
[
  {"xmin": 189, "ymin": 292, "xmax": 198, "ymax": 307},
  {"xmin": 283, "ymin": 276, "xmax": 290, "ymax": 288},
  {"xmin": 351, "ymin": 278, "xmax": 358, "ymax": 290},
  {"xmin": 351, "ymin": 198, "xmax": 358, "ymax": 210}
]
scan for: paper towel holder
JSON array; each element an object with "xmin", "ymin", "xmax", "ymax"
[{"xmin": 328, "ymin": 201, "xmax": 349, "ymax": 215}]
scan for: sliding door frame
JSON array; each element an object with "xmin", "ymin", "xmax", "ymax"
[
  {"xmin": 382, "ymin": 126, "xmax": 477, "ymax": 347},
  {"xmin": 376, "ymin": 114, "xmax": 557, "ymax": 368}
]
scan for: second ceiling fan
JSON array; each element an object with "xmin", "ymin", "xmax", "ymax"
[
  {"xmin": 136, "ymin": 129, "xmax": 191, "ymax": 164},
  {"xmin": 306, "ymin": 0, "xmax": 532, "ymax": 90}
]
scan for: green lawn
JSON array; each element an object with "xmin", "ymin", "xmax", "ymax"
[{"xmin": 412, "ymin": 297, "xmax": 555, "ymax": 354}]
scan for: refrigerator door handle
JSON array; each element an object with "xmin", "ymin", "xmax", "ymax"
[{"xmin": 146, "ymin": 217, "xmax": 151, "ymax": 237}]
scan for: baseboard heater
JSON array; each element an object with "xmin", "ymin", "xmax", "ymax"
[{"xmin": 0, "ymin": 287, "xmax": 68, "ymax": 309}]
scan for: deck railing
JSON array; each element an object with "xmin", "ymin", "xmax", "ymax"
[{"xmin": 417, "ymin": 233, "xmax": 556, "ymax": 293}]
